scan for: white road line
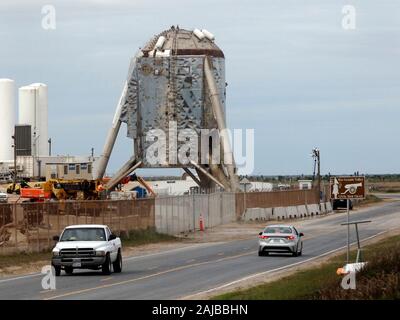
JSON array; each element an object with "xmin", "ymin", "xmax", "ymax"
[
  {"xmin": 100, "ymin": 277, "xmax": 113, "ymax": 282},
  {"xmin": 147, "ymin": 266, "xmax": 158, "ymax": 270},
  {"xmin": 124, "ymin": 242, "xmax": 225, "ymax": 262},
  {"xmin": 182, "ymin": 230, "xmax": 387, "ymax": 299},
  {"xmin": 0, "ymin": 272, "xmax": 42, "ymax": 283}
]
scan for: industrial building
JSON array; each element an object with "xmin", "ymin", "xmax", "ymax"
[
  {"xmin": 0, "ymin": 78, "xmax": 97, "ymax": 181},
  {"xmin": 45, "ymin": 160, "xmax": 95, "ymax": 181}
]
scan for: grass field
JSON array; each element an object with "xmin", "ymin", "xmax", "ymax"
[
  {"xmin": 0, "ymin": 251, "xmax": 51, "ymax": 269},
  {"xmin": 119, "ymin": 227, "xmax": 178, "ymax": 247},
  {"xmin": 357, "ymin": 194, "xmax": 383, "ymax": 206},
  {"xmin": 214, "ymin": 234, "xmax": 400, "ymax": 300}
]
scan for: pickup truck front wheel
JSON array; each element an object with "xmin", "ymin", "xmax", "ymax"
[
  {"xmin": 113, "ymin": 250, "xmax": 122, "ymax": 273},
  {"xmin": 53, "ymin": 265, "xmax": 61, "ymax": 277},
  {"xmin": 102, "ymin": 253, "xmax": 112, "ymax": 275}
]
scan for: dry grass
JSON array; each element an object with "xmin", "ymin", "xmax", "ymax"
[{"xmin": 314, "ymin": 240, "xmax": 400, "ymax": 299}]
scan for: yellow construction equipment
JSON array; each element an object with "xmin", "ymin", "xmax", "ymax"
[{"xmin": 19, "ymin": 179, "xmax": 105, "ymax": 201}]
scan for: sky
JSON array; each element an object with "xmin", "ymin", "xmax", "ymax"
[{"xmin": 0, "ymin": 0, "xmax": 399, "ymax": 176}]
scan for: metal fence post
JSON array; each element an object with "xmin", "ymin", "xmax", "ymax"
[
  {"xmin": 118, "ymin": 201, "xmax": 121, "ymax": 236},
  {"xmin": 14, "ymin": 202, "xmax": 18, "ymax": 252},
  {"xmin": 109, "ymin": 202, "xmax": 112, "ymax": 230},
  {"xmin": 207, "ymin": 193, "xmax": 210, "ymax": 229},
  {"xmin": 57, "ymin": 204, "xmax": 60, "ymax": 238},
  {"xmin": 37, "ymin": 204, "xmax": 40, "ymax": 253},
  {"xmin": 220, "ymin": 193, "xmax": 223, "ymax": 224},
  {"xmin": 47, "ymin": 203, "xmax": 50, "ymax": 250},
  {"xmin": 192, "ymin": 193, "xmax": 196, "ymax": 232}
]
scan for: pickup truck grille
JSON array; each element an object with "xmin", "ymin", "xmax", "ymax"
[{"xmin": 60, "ymin": 248, "xmax": 95, "ymax": 257}]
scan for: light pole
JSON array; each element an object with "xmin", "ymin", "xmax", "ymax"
[{"xmin": 33, "ymin": 133, "xmax": 40, "ymax": 178}]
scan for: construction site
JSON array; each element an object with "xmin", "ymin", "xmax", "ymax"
[
  {"xmin": 1, "ymin": 0, "xmax": 399, "ymax": 305},
  {"xmin": 0, "ymin": 26, "xmax": 324, "ymax": 254}
]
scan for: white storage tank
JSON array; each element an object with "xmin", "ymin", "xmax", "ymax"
[
  {"xmin": 18, "ymin": 83, "xmax": 49, "ymax": 157},
  {"xmin": 0, "ymin": 79, "xmax": 16, "ymax": 162},
  {"xmin": 30, "ymin": 83, "xmax": 48, "ymax": 157},
  {"xmin": 18, "ymin": 85, "xmax": 37, "ymax": 155}
]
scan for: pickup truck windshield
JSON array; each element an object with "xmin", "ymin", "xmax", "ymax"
[{"xmin": 60, "ymin": 228, "xmax": 106, "ymax": 241}]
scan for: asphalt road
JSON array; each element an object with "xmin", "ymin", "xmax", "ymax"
[{"xmin": 0, "ymin": 196, "xmax": 399, "ymax": 300}]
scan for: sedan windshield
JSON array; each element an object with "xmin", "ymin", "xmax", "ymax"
[
  {"xmin": 264, "ymin": 227, "xmax": 292, "ymax": 234},
  {"xmin": 60, "ymin": 228, "xmax": 106, "ymax": 241}
]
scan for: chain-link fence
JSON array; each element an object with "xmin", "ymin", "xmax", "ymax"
[
  {"xmin": 0, "ymin": 199, "xmax": 154, "ymax": 255},
  {"xmin": 0, "ymin": 189, "xmax": 319, "ymax": 254}
]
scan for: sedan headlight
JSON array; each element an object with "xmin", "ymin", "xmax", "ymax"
[{"xmin": 95, "ymin": 250, "xmax": 106, "ymax": 256}]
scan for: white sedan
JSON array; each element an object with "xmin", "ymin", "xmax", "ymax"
[{"xmin": 258, "ymin": 225, "xmax": 304, "ymax": 257}]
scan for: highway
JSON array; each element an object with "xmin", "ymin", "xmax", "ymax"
[{"xmin": 0, "ymin": 196, "xmax": 399, "ymax": 300}]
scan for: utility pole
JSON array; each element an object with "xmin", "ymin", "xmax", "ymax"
[
  {"xmin": 312, "ymin": 148, "xmax": 321, "ymax": 202},
  {"xmin": 48, "ymin": 138, "xmax": 52, "ymax": 156}
]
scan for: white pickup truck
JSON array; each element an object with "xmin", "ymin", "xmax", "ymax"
[
  {"xmin": 0, "ymin": 192, "xmax": 8, "ymax": 203},
  {"xmin": 51, "ymin": 224, "xmax": 122, "ymax": 276}
]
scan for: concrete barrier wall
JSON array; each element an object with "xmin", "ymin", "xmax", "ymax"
[
  {"xmin": 307, "ymin": 203, "xmax": 320, "ymax": 216},
  {"xmin": 325, "ymin": 202, "xmax": 333, "ymax": 212},
  {"xmin": 274, "ymin": 207, "xmax": 287, "ymax": 220},
  {"xmin": 155, "ymin": 193, "xmax": 236, "ymax": 235},
  {"xmin": 297, "ymin": 205, "xmax": 308, "ymax": 217},
  {"xmin": 287, "ymin": 206, "xmax": 299, "ymax": 219},
  {"xmin": 235, "ymin": 189, "xmax": 320, "ymax": 217},
  {"xmin": 243, "ymin": 202, "xmax": 336, "ymax": 223},
  {"xmin": 243, "ymin": 207, "xmax": 273, "ymax": 221},
  {"xmin": 156, "ymin": 193, "xmax": 333, "ymax": 236}
]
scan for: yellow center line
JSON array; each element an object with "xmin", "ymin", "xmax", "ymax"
[{"xmin": 43, "ymin": 251, "xmax": 254, "ymax": 300}]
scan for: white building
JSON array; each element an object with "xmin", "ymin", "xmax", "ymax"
[
  {"xmin": 16, "ymin": 155, "xmax": 99, "ymax": 180},
  {"xmin": 298, "ymin": 180, "xmax": 313, "ymax": 190}
]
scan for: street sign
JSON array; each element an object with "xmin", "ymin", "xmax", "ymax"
[{"xmin": 330, "ymin": 176, "xmax": 365, "ymax": 199}]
